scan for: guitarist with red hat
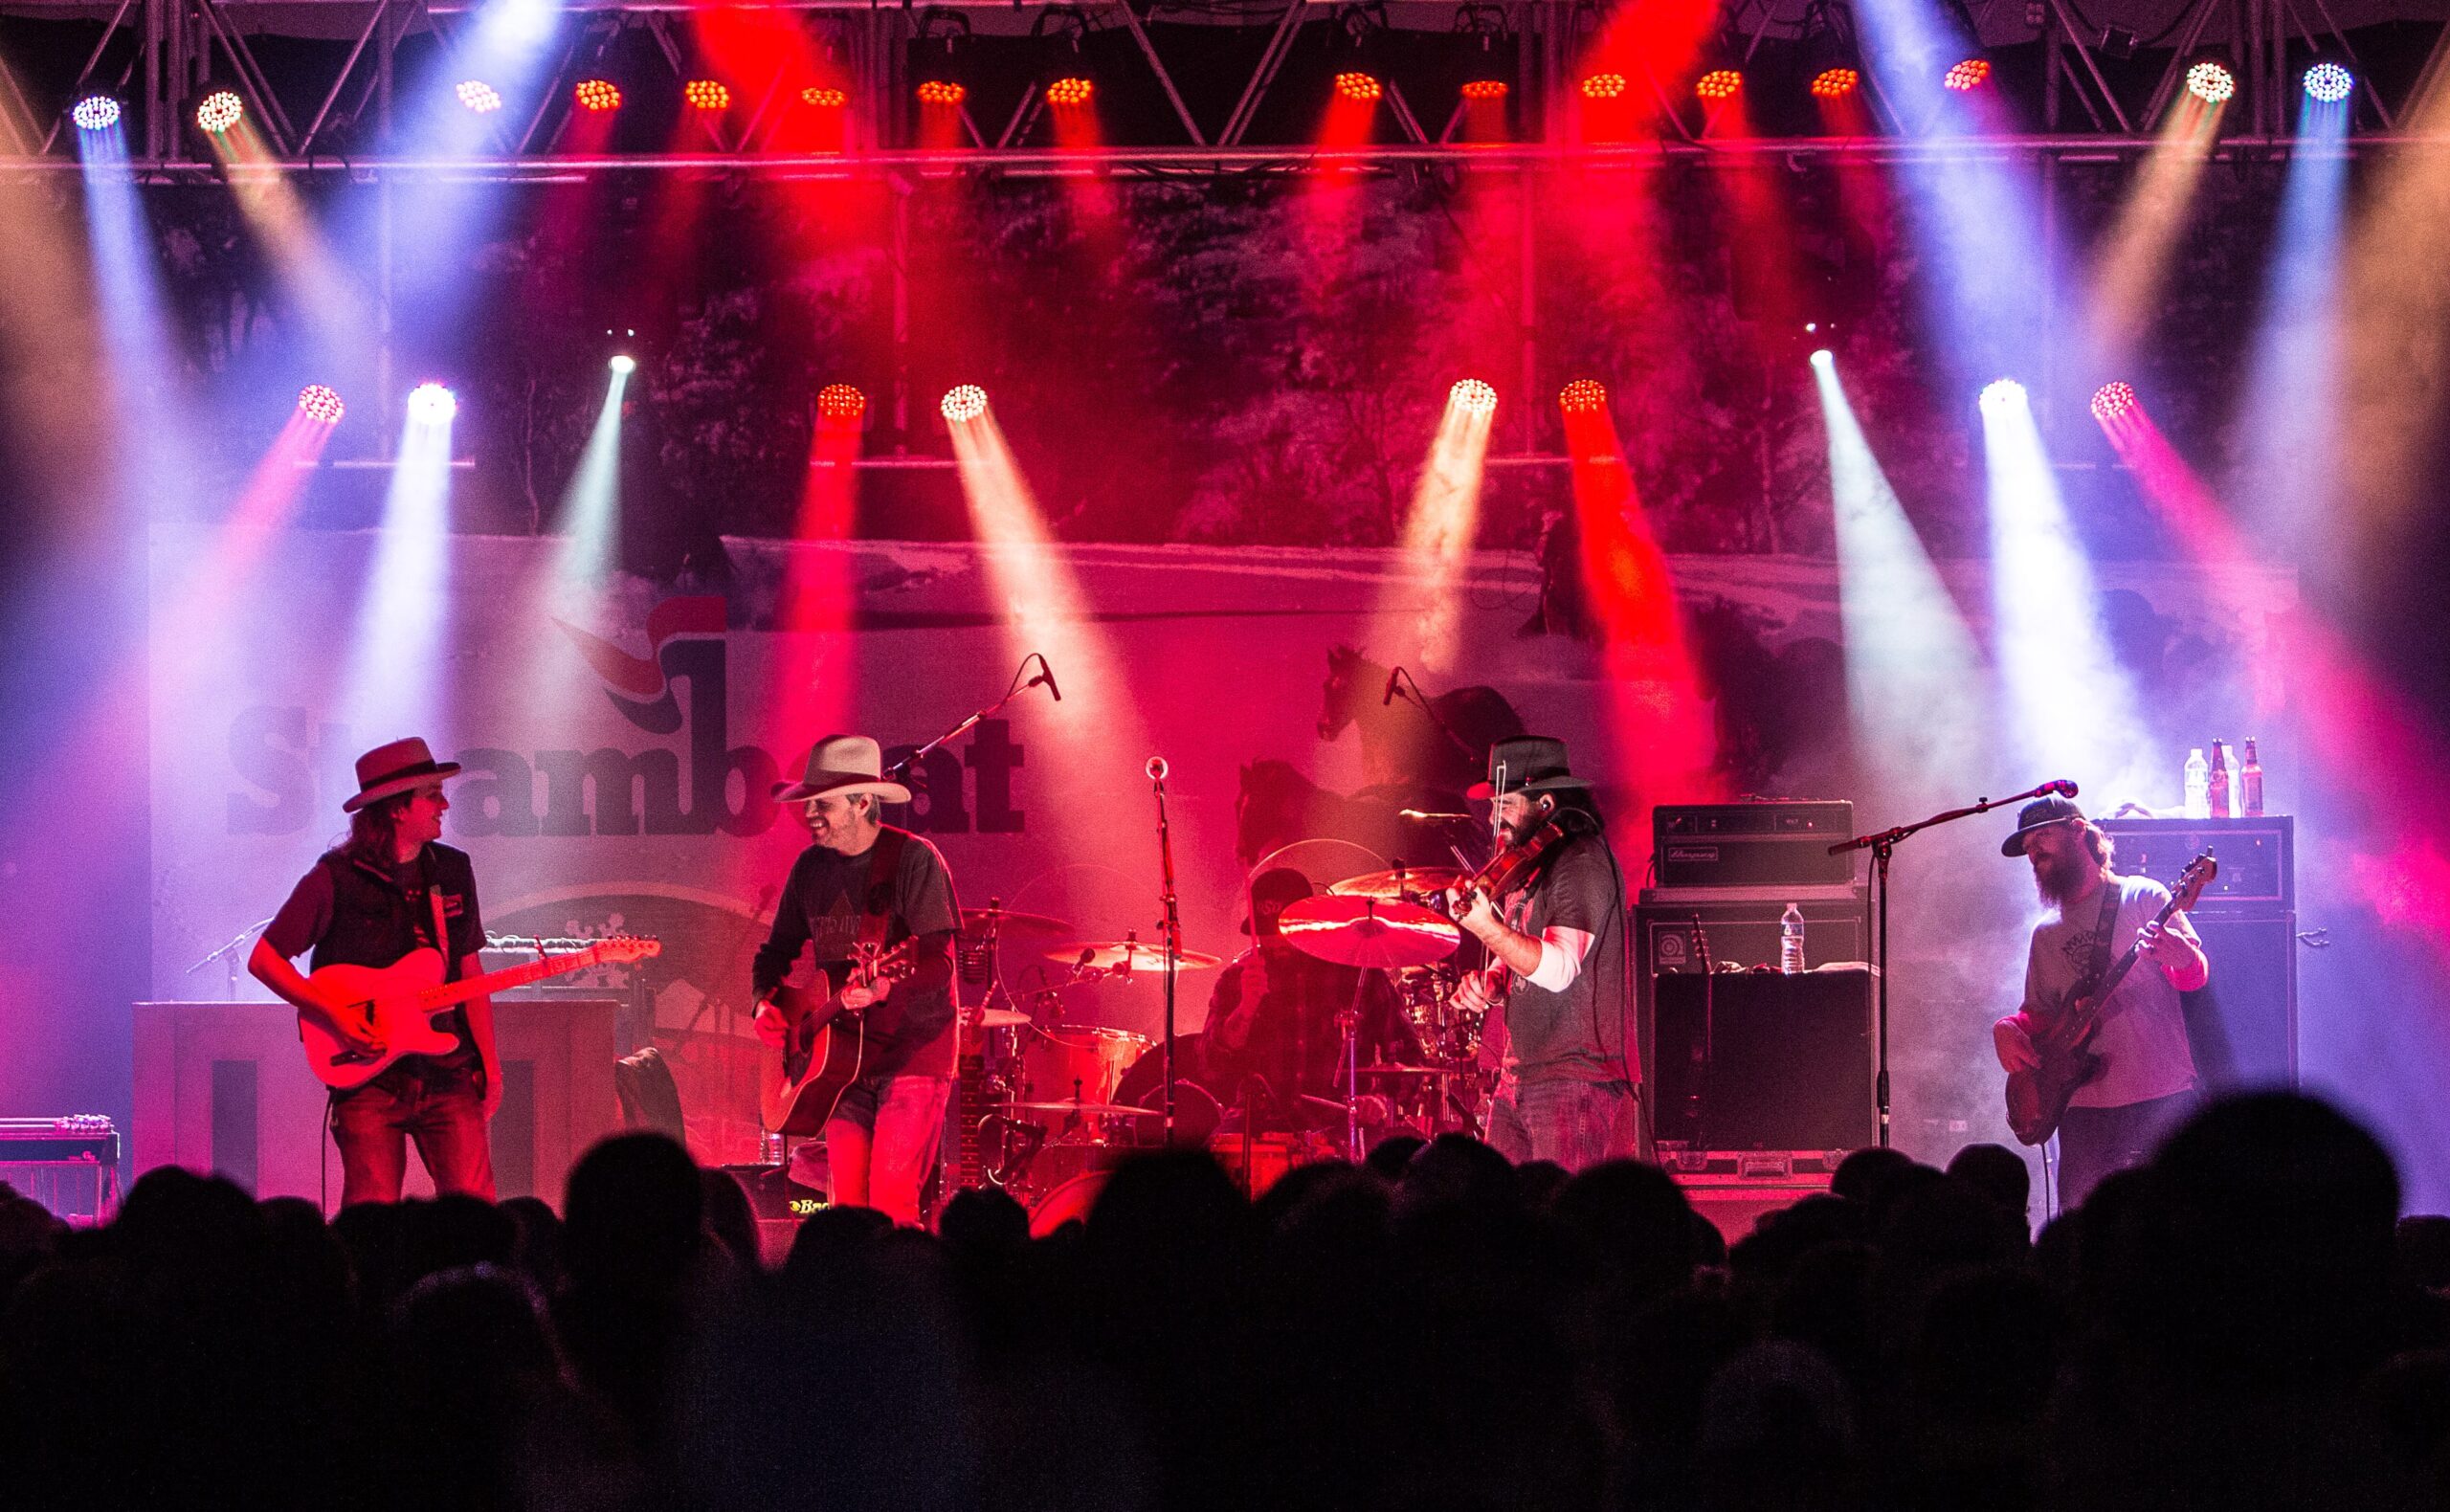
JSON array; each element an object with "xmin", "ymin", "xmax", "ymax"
[{"xmin": 1993, "ymin": 795, "xmax": 2210, "ymax": 1211}]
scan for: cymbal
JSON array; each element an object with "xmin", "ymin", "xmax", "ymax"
[
  {"xmin": 1355, "ymin": 1062, "xmax": 1475, "ymax": 1078},
  {"xmin": 1329, "ymin": 866, "xmax": 1468, "ymax": 901},
  {"xmin": 1045, "ymin": 942, "xmax": 1224, "ymax": 972},
  {"xmin": 966, "ymin": 1008, "xmax": 1033, "ymax": 1029},
  {"xmin": 999, "ymin": 1100, "xmax": 1160, "ymax": 1117},
  {"xmin": 1277, "ymin": 896, "xmax": 1461, "ymax": 970},
  {"xmin": 960, "ymin": 906, "xmax": 1072, "ymax": 937}
]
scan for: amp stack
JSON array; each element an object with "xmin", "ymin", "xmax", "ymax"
[
  {"xmin": 2099, "ymin": 815, "xmax": 2297, "ymax": 1089},
  {"xmin": 1638, "ymin": 802, "xmax": 1871, "ymax": 1238}
]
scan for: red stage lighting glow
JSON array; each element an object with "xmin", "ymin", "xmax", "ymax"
[
  {"xmin": 818, "ymin": 384, "xmax": 867, "ymax": 421},
  {"xmin": 1450, "ymin": 379, "xmax": 1498, "ymax": 416},
  {"xmin": 456, "ymin": 79, "xmax": 503, "ymax": 114},
  {"xmin": 1460, "ymin": 78, "xmax": 1508, "ymax": 101},
  {"xmin": 2090, "ymin": 382, "xmax": 2140, "ymax": 423},
  {"xmin": 1046, "ymin": 77, "xmax": 1094, "ymax": 107},
  {"xmin": 801, "ymin": 86, "xmax": 848, "ymax": 109},
  {"xmin": 683, "ymin": 79, "xmax": 731, "ymax": 112},
  {"xmin": 1945, "ymin": 58, "xmax": 1991, "ymax": 91},
  {"xmin": 1695, "ymin": 69, "xmax": 1742, "ymax": 101},
  {"xmin": 298, "ymin": 385, "xmax": 345, "ymax": 425},
  {"xmin": 917, "ymin": 79, "xmax": 968, "ymax": 107},
  {"xmin": 2187, "ymin": 61, "xmax": 2236, "ymax": 104},
  {"xmin": 1334, "ymin": 72, "xmax": 1383, "ymax": 103},
  {"xmin": 1580, "ymin": 73, "xmax": 1629, "ymax": 100},
  {"xmin": 941, "ymin": 385, "xmax": 988, "ymax": 423},
  {"xmin": 1811, "ymin": 68, "xmax": 1860, "ymax": 100},
  {"xmin": 573, "ymin": 78, "xmax": 622, "ymax": 113},
  {"xmin": 1559, "ymin": 379, "xmax": 1610, "ymax": 413},
  {"xmin": 195, "ymin": 90, "xmax": 244, "ymax": 133}
]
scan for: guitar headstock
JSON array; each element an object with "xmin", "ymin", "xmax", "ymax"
[
  {"xmin": 2171, "ymin": 852, "xmax": 2218, "ymax": 912},
  {"xmin": 594, "ymin": 935, "xmax": 663, "ymax": 965}
]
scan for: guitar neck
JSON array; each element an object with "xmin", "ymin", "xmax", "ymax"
[
  {"xmin": 2077, "ymin": 892, "xmax": 2187, "ymax": 1022},
  {"xmin": 414, "ymin": 945, "xmax": 614, "ymax": 1010}
]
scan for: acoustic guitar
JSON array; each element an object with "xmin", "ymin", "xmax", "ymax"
[
  {"xmin": 759, "ymin": 938, "xmax": 918, "ymax": 1137},
  {"xmin": 299, "ymin": 936, "xmax": 661, "ymax": 1089},
  {"xmin": 2005, "ymin": 852, "xmax": 2216, "ymax": 1146}
]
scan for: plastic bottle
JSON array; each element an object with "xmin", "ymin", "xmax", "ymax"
[
  {"xmin": 1780, "ymin": 903, "xmax": 1805, "ymax": 975},
  {"xmin": 2207, "ymin": 739, "xmax": 2231, "ymax": 818},
  {"xmin": 2241, "ymin": 738, "xmax": 2263, "ymax": 816},
  {"xmin": 2184, "ymin": 747, "xmax": 2210, "ymax": 818}
]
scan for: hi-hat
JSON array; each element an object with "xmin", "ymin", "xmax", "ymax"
[
  {"xmin": 999, "ymin": 1100, "xmax": 1161, "ymax": 1117},
  {"xmin": 966, "ymin": 1008, "xmax": 1033, "ymax": 1029},
  {"xmin": 1047, "ymin": 942, "xmax": 1224, "ymax": 972},
  {"xmin": 1329, "ymin": 866, "xmax": 1467, "ymax": 901},
  {"xmin": 959, "ymin": 905, "xmax": 1072, "ymax": 937},
  {"xmin": 1276, "ymin": 895, "xmax": 1461, "ymax": 969}
]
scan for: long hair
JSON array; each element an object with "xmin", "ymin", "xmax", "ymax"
[
  {"xmin": 1544, "ymin": 786, "xmax": 1608, "ymax": 836},
  {"xmin": 331, "ymin": 790, "xmax": 414, "ymax": 866}
]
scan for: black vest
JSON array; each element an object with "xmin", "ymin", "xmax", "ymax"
[{"xmin": 308, "ymin": 843, "xmax": 479, "ymax": 1053}]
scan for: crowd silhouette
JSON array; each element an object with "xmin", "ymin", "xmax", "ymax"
[{"xmin": 3, "ymin": 1090, "xmax": 2446, "ymax": 1511}]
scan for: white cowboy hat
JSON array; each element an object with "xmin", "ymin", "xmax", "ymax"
[{"xmin": 770, "ymin": 734, "xmax": 913, "ymax": 806}]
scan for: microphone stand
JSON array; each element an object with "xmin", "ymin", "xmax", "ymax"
[
  {"xmin": 1385, "ymin": 666, "xmax": 1481, "ymax": 768},
  {"xmin": 1149, "ymin": 759, "xmax": 1182, "ymax": 1145},
  {"xmin": 186, "ymin": 918, "xmax": 275, "ymax": 1000},
  {"xmin": 1830, "ymin": 780, "xmax": 2076, "ymax": 1149},
  {"xmin": 883, "ymin": 652, "xmax": 1059, "ymax": 785}
]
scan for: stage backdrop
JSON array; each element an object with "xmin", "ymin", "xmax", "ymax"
[{"xmin": 149, "ymin": 526, "xmax": 2295, "ymax": 1166}]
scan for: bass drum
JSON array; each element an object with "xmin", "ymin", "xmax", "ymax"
[{"xmin": 1028, "ymin": 1169, "xmax": 1110, "ymax": 1236}]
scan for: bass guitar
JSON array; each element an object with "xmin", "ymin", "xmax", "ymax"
[
  {"xmin": 2006, "ymin": 852, "xmax": 2216, "ymax": 1146},
  {"xmin": 759, "ymin": 938, "xmax": 919, "ymax": 1137},
  {"xmin": 300, "ymin": 936, "xmax": 661, "ymax": 1089}
]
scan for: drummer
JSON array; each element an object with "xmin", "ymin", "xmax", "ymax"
[{"xmin": 1206, "ymin": 868, "xmax": 1420, "ymax": 1134}]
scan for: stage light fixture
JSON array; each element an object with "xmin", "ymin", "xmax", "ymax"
[
  {"xmin": 1809, "ymin": 349, "xmax": 1835, "ymax": 367},
  {"xmin": 1979, "ymin": 377, "xmax": 2025, "ymax": 411},
  {"xmin": 941, "ymin": 385, "xmax": 988, "ymax": 423},
  {"xmin": 195, "ymin": 89, "xmax": 244, "ymax": 133},
  {"xmin": 1695, "ymin": 69, "xmax": 1742, "ymax": 101},
  {"xmin": 1811, "ymin": 68, "xmax": 1860, "ymax": 100},
  {"xmin": 819, "ymin": 384, "xmax": 868, "ymax": 420},
  {"xmin": 1045, "ymin": 77, "xmax": 1094, "ymax": 107},
  {"xmin": 408, "ymin": 383, "xmax": 458, "ymax": 423},
  {"xmin": 916, "ymin": 79, "xmax": 968, "ymax": 107},
  {"xmin": 1334, "ymin": 72, "xmax": 1383, "ymax": 103},
  {"xmin": 71, "ymin": 94, "xmax": 122, "ymax": 131},
  {"xmin": 2304, "ymin": 62, "xmax": 2352, "ymax": 103},
  {"xmin": 456, "ymin": 80, "xmax": 504, "ymax": 114},
  {"xmin": 1558, "ymin": 379, "xmax": 1609, "ymax": 413},
  {"xmin": 683, "ymin": 79, "xmax": 731, "ymax": 112},
  {"xmin": 609, "ymin": 354, "xmax": 636, "ymax": 375},
  {"xmin": 298, "ymin": 385, "xmax": 346, "ymax": 424},
  {"xmin": 573, "ymin": 78, "xmax": 622, "ymax": 113},
  {"xmin": 2186, "ymin": 60, "xmax": 2236, "ymax": 104},
  {"xmin": 1460, "ymin": 78, "xmax": 1508, "ymax": 101},
  {"xmin": 801, "ymin": 85, "xmax": 848, "ymax": 109},
  {"xmin": 2090, "ymin": 381, "xmax": 2138, "ymax": 422},
  {"xmin": 1450, "ymin": 379, "xmax": 1498, "ymax": 416},
  {"xmin": 1580, "ymin": 73, "xmax": 1628, "ymax": 101},
  {"xmin": 1945, "ymin": 58, "xmax": 1991, "ymax": 91}
]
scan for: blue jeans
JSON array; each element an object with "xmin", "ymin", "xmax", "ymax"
[
  {"xmin": 2056, "ymin": 1087, "xmax": 2197, "ymax": 1212},
  {"xmin": 1485, "ymin": 1076, "xmax": 1639, "ymax": 1171},
  {"xmin": 330, "ymin": 1056, "xmax": 495, "ymax": 1207}
]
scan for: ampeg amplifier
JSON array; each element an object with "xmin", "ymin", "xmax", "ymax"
[
  {"xmin": 1653, "ymin": 802, "xmax": 1859, "ymax": 889},
  {"xmin": 1650, "ymin": 967, "xmax": 1877, "ymax": 1152}
]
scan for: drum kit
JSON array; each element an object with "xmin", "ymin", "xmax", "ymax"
[{"xmin": 951, "ymin": 864, "xmax": 1491, "ymax": 1231}]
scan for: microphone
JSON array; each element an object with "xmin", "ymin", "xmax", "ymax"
[
  {"xmin": 1036, "ymin": 656, "xmax": 1062, "ymax": 701},
  {"xmin": 1381, "ymin": 667, "xmax": 1402, "ymax": 706},
  {"xmin": 2042, "ymin": 779, "xmax": 2079, "ymax": 797},
  {"xmin": 1146, "ymin": 756, "xmax": 1169, "ymax": 782}
]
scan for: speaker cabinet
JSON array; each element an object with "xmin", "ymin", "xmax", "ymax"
[
  {"xmin": 2101, "ymin": 817, "xmax": 2298, "ymax": 1089},
  {"xmin": 1649, "ymin": 967, "xmax": 1877, "ymax": 1152}
]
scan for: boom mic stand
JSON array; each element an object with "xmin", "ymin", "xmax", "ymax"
[
  {"xmin": 883, "ymin": 651, "xmax": 1061, "ymax": 786},
  {"xmin": 1830, "ymin": 779, "xmax": 2078, "ymax": 1148}
]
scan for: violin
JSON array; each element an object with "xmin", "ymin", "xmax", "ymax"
[{"xmin": 1453, "ymin": 793, "xmax": 1570, "ymax": 907}]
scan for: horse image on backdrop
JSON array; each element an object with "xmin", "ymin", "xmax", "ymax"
[
  {"xmin": 1235, "ymin": 759, "xmax": 1480, "ymax": 873},
  {"xmin": 1316, "ymin": 645, "xmax": 1526, "ymax": 795}
]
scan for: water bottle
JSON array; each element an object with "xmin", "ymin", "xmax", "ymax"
[
  {"xmin": 2240, "ymin": 738, "xmax": 2263, "ymax": 816},
  {"xmin": 2183, "ymin": 747, "xmax": 2209, "ymax": 818},
  {"xmin": 1780, "ymin": 903, "xmax": 1805, "ymax": 975},
  {"xmin": 2207, "ymin": 739, "xmax": 2231, "ymax": 818}
]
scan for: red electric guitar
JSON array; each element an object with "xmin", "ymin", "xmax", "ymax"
[
  {"xmin": 2006, "ymin": 852, "xmax": 2216, "ymax": 1146},
  {"xmin": 299, "ymin": 936, "xmax": 661, "ymax": 1089},
  {"xmin": 759, "ymin": 938, "xmax": 919, "ymax": 1137}
]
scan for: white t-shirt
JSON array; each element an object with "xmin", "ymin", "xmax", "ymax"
[{"xmin": 2019, "ymin": 873, "xmax": 2201, "ymax": 1108}]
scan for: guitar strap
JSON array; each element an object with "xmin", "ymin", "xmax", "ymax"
[
  {"xmin": 2078, "ymin": 878, "xmax": 2124, "ymax": 1006},
  {"xmin": 423, "ymin": 850, "xmax": 456, "ymax": 984}
]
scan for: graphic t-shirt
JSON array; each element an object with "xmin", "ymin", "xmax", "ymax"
[
  {"xmin": 752, "ymin": 827, "xmax": 961, "ymax": 1078},
  {"xmin": 2019, "ymin": 872, "xmax": 2200, "ymax": 1108},
  {"xmin": 1499, "ymin": 832, "xmax": 1637, "ymax": 1084}
]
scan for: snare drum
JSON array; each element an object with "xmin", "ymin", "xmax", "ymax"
[{"xmin": 1024, "ymin": 1025, "xmax": 1150, "ymax": 1106}]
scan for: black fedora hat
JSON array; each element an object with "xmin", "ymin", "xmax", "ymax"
[{"xmin": 1466, "ymin": 735, "xmax": 1592, "ymax": 802}]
